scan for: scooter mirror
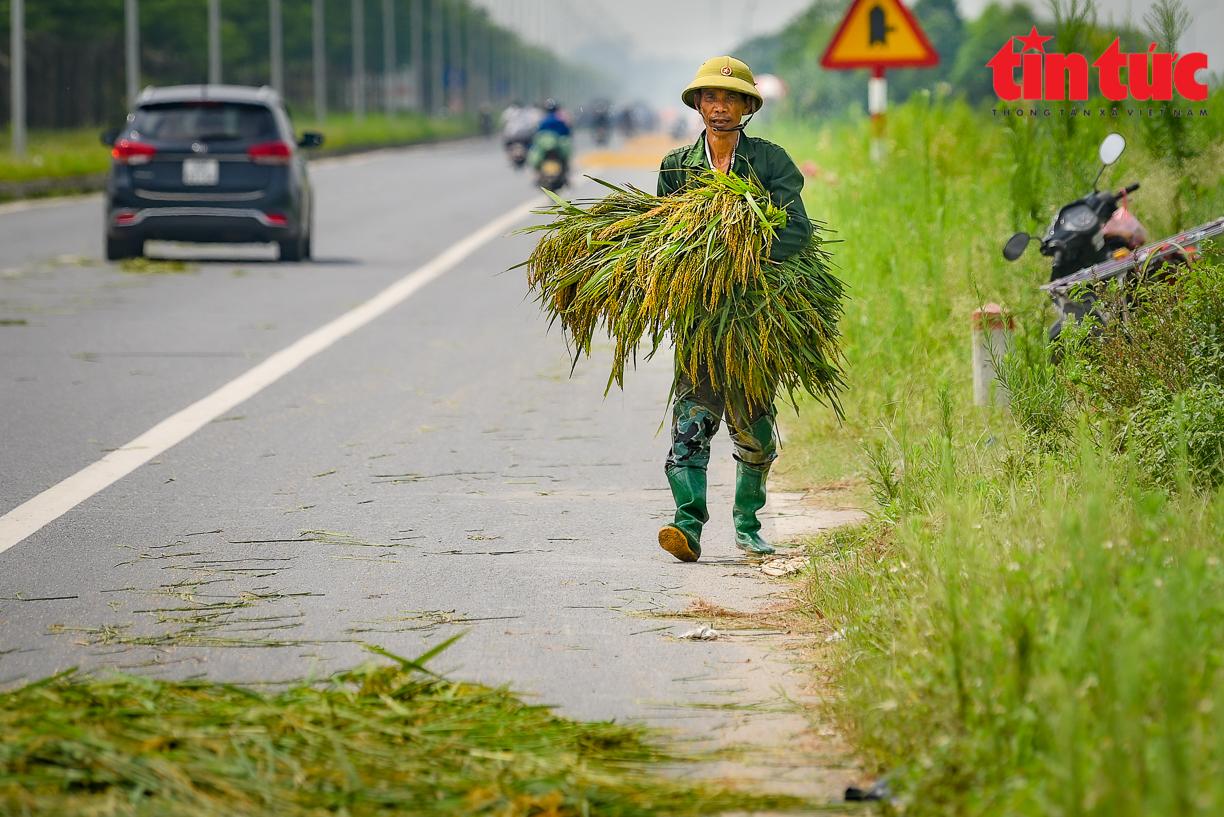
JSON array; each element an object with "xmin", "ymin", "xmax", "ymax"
[
  {"xmin": 1099, "ymin": 133, "xmax": 1126, "ymax": 166},
  {"xmin": 1003, "ymin": 232, "xmax": 1031, "ymax": 261}
]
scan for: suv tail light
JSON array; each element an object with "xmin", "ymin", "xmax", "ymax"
[
  {"xmin": 247, "ymin": 141, "xmax": 293, "ymax": 165},
  {"xmin": 112, "ymin": 139, "xmax": 157, "ymax": 165}
]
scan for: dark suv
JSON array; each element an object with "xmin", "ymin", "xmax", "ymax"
[{"xmin": 102, "ymin": 85, "xmax": 323, "ymax": 262}]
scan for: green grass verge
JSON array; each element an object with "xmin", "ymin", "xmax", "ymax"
[
  {"xmin": 764, "ymin": 90, "xmax": 1224, "ymax": 815},
  {"xmin": 300, "ymin": 112, "xmax": 476, "ymax": 153},
  {"xmin": 0, "ymin": 113, "xmax": 476, "ymax": 187},
  {"xmin": 0, "ymin": 128, "xmax": 112, "ymax": 184},
  {"xmin": 0, "ymin": 642, "xmax": 809, "ymax": 817}
]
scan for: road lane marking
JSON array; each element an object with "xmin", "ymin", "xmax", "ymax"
[{"xmin": 0, "ymin": 196, "xmax": 542, "ymax": 556}]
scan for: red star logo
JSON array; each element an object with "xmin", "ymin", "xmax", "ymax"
[{"xmin": 1015, "ymin": 25, "xmax": 1053, "ymax": 53}]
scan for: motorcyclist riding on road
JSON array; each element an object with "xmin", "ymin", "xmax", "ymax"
[
  {"xmin": 528, "ymin": 99, "xmax": 572, "ymax": 169},
  {"xmin": 501, "ymin": 100, "xmax": 540, "ymax": 169},
  {"xmin": 527, "ymin": 99, "xmax": 573, "ymax": 191},
  {"xmin": 536, "ymin": 99, "xmax": 571, "ymax": 138}
]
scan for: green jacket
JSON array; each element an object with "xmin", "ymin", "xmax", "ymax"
[{"xmin": 656, "ymin": 132, "xmax": 812, "ymax": 261}]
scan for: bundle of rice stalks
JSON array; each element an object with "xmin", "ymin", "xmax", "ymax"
[{"xmin": 519, "ymin": 171, "xmax": 846, "ymax": 415}]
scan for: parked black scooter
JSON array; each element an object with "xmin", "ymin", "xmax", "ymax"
[{"xmin": 1003, "ymin": 133, "xmax": 1224, "ymax": 340}]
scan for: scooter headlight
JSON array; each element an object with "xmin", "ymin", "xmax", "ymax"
[{"xmin": 1061, "ymin": 204, "xmax": 1098, "ymax": 231}]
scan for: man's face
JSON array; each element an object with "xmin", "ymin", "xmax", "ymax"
[{"xmin": 697, "ymin": 88, "xmax": 748, "ymax": 132}]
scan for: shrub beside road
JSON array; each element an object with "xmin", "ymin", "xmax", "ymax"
[{"xmin": 772, "ymin": 91, "xmax": 1224, "ymax": 814}]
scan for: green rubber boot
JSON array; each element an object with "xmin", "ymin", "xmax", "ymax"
[
  {"xmin": 659, "ymin": 467, "xmax": 707, "ymax": 562},
  {"xmin": 733, "ymin": 462, "xmax": 775, "ymax": 555}
]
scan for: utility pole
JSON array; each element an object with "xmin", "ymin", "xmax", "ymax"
[
  {"xmin": 270, "ymin": 0, "xmax": 284, "ymax": 94},
  {"xmin": 410, "ymin": 0, "xmax": 424, "ymax": 112},
  {"xmin": 9, "ymin": 0, "xmax": 25, "ymax": 157},
  {"xmin": 472, "ymin": 10, "xmax": 483, "ymax": 110},
  {"xmin": 449, "ymin": 1, "xmax": 462, "ymax": 112},
  {"xmin": 125, "ymin": 0, "xmax": 140, "ymax": 106},
  {"xmin": 430, "ymin": 0, "xmax": 445, "ymax": 114},
  {"xmin": 313, "ymin": 0, "xmax": 327, "ymax": 120},
  {"xmin": 208, "ymin": 0, "xmax": 221, "ymax": 84},
  {"xmin": 352, "ymin": 0, "xmax": 366, "ymax": 119},
  {"xmin": 511, "ymin": 1, "xmax": 522, "ymax": 102},
  {"xmin": 463, "ymin": 8, "xmax": 477, "ymax": 111},
  {"xmin": 382, "ymin": 0, "xmax": 396, "ymax": 114},
  {"xmin": 484, "ymin": 28, "xmax": 494, "ymax": 105}
]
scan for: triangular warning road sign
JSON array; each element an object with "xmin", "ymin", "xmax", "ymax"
[{"xmin": 821, "ymin": 0, "xmax": 939, "ymax": 70}]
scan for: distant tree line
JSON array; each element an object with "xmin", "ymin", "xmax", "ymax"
[{"xmin": 0, "ymin": 0, "xmax": 601, "ymax": 130}]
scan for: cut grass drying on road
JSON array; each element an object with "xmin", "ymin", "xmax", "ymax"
[
  {"xmin": 0, "ymin": 113, "xmax": 476, "ymax": 196},
  {"xmin": 118, "ymin": 258, "xmax": 196, "ymax": 275},
  {"xmin": 768, "ymin": 88, "xmax": 1224, "ymax": 815},
  {"xmin": 0, "ymin": 641, "xmax": 813, "ymax": 817}
]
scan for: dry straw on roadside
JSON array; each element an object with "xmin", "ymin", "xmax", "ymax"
[
  {"xmin": 0, "ymin": 641, "xmax": 810, "ymax": 816},
  {"xmin": 518, "ymin": 172, "xmax": 847, "ymax": 415}
]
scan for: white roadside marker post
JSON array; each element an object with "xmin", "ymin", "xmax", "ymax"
[
  {"xmin": 868, "ymin": 67, "xmax": 886, "ymax": 163},
  {"xmin": 972, "ymin": 303, "xmax": 1014, "ymax": 408}
]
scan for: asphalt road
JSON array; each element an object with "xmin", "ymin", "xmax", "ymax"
[{"xmin": 0, "ymin": 136, "xmax": 856, "ymax": 799}]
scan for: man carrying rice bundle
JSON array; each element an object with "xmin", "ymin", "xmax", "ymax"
[
  {"xmin": 519, "ymin": 57, "xmax": 843, "ymax": 567},
  {"xmin": 656, "ymin": 56, "xmax": 813, "ymax": 564}
]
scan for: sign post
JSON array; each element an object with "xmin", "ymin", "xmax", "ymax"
[{"xmin": 821, "ymin": 0, "xmax": 938, "ymax": 160}]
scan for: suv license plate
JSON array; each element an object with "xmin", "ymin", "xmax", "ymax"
[{"xmin": 182, "ymin": 158, "xmax": 219, "ymax": 186}]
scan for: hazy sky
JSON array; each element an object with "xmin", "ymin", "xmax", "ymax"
[
  {"xmin": 472, "ymin": 0, "xmax": 1221, "ymax": 79},
  {"xmin": 472, "ymin": 0, "xmax": 814, "ymax": 65}
]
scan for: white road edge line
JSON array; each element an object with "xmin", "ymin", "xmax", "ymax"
[{"xmin": 0, "ymin": 196, "xmax": 542, "ymax": 555}]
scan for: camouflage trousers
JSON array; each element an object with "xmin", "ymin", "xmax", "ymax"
[{"xmin": 665, "ymin": 362, "xmax": 777, "ymax": 472}]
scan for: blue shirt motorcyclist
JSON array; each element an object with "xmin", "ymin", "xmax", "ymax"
[{"xmin": 536, "ymin": 100, "xmax": 571, "ymax": 138}]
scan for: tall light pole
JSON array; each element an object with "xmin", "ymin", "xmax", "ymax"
[
  {"xmin": 352, "ymin": 0, "xmax": 366, "ymax": 119},
  {"xmin": 508, "ymin": 1, "xmax": 519, "ymax": 101},
  {"xmin": 462, "ymin": 8, "xmax": 476, "ymax": 111},
  {"xmin": 9, "ymin": 0, "xmax": 25, "ymax": 157},
  {"xmin": 313, "ymin": 0, "xmax": 327, "ymax": 119},
  {"xmin": 517, "ymin": 0, "xmax": 530, "ymax": 102},
  {"xmin": 411, "ymin": 0, "xmax": 424, "ymax": 111},
  {"xmin": 449, "ymin": 1, "xmax": 462, "ymax": 112},
  {"xmin": 125, "ymin": 0, "xmax": 140, "ymax": 106},
  {"xmin": 484, "ymin": 28, "xmax": 494, "ymax": 105},
  {"xmin": 473, "ymin": 18, "xmax": 487, "ymax": 108},
  {"xmin": 269, "ymin": 0, "xmax": 284, "ymax": 94},
  {"xmin": 382, "ymin": 0, "xmax": 396, "ymax": 114},
  {"xmin": 208, "ymin": 0, "xmax": 221, "ymax": 84},
  {"xmin": 430, "ymin": 0, "xmax": 445, "ymax": 114}
]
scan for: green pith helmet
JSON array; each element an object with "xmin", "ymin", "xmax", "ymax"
[{"xmin": 681, "ymin": 56, "xmax": 764, "ymax": 114}]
